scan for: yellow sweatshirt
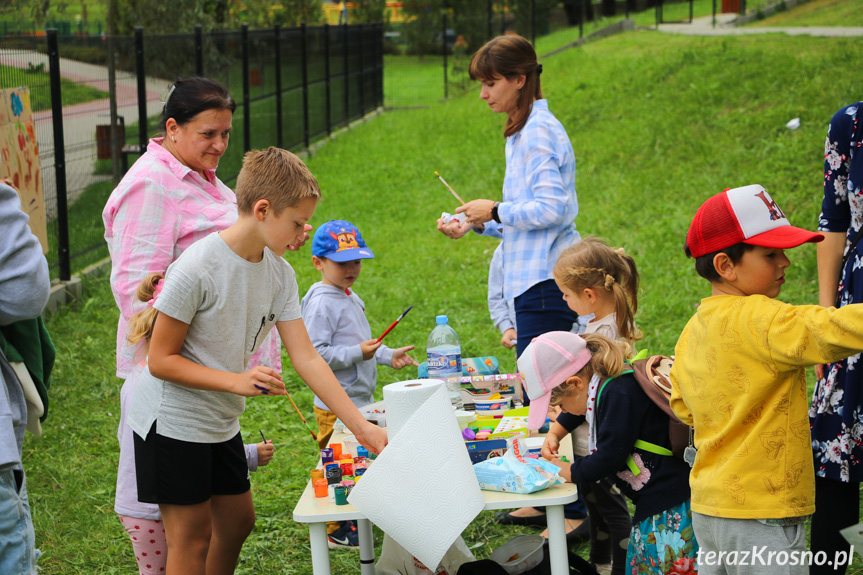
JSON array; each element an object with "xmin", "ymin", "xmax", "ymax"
[{"xmin": 670, "ymin": 295, "xmax": 863, "ymax": 519}]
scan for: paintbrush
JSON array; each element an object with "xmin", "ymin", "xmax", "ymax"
[
  {"xmin": 284, "ymin": 390, "xmax": 318, "ymax": 441},
  {"xmin": 434, "ymin": 171, "xmax": 466, "ymax": 205},
  {"xmin": 376, "ymin": 305, "xmax": 413, "ymax": 343}
]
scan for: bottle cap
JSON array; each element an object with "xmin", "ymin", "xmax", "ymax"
[
  {"xmin": 436, "ymin": 315, "xmax": 448, "ymax": 324},
  {"xmin": 357, "ymin": 446, "xmax": 369, "ymax": 458}
]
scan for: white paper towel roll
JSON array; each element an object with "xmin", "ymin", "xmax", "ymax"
[
  {"xmin": 348, "ymin": 379, "xmax": 484, "ymax": 571},
  {"xmin": 384, "ymin": 379, "xmax": 446, "ymax": 438}
]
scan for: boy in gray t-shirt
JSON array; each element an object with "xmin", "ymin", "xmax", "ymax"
[{"xmin": 126, "ymin": 148, "xmax": 388, "ymax": 574}]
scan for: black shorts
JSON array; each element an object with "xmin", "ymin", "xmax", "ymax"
[{"xmin": 133, "ymin": 422, "xmax": 250, "ymax": 505}]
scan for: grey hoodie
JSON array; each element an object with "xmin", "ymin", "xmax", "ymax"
[
  {"xmin": 301, "ymin": 282, "xmax": 393, "ymax": 411},
  {"xmin": 0, "ymin": 182, "xmax": 49, "ymax": 473}
]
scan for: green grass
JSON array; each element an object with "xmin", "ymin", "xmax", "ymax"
[
  {"xmin": 31, "ymin": 29, "xmax": 863, "ymax": 574},
  {"xmin": 0, "ymin": 64, "xmax": 108, "ymax": 111},
  {"xmin": 750, "ymin": 0, "xmax": 861, "ymax": 26}
]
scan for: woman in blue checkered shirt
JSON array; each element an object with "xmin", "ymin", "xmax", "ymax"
[
  {"xmin": 437, "ymin": 34, "xmax": 581, "ymax": 359},
  {"xmin": 437, "ymin": 34, "xmax": 586, "ymax": 540}
]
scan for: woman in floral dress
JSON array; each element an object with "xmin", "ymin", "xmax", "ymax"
[{"xmin": 811, "ymin": 101, "xmax": 863, "ymax": 575}]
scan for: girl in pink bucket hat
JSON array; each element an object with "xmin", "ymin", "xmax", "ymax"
[{"xmin": 521, "ymin": 332, "xmax": 699, "ymax": 575}]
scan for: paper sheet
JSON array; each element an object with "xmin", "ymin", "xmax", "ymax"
[{"xmin": 348, "ymin": 379, "xmax": 484, "ymax": 570}]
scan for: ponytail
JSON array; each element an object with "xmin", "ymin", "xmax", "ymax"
[
  {"xmin": 126, "ymin": 273, "xmax": 164, "ymax": 345},
  {"xmin": 553, "ymin": 237, "xmax": 642, "ymax": 343},
  {"xmin": 578, "ymin": 332, "xmax": 630, "ymax": 381}
]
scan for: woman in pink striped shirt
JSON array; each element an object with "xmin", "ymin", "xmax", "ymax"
[{"xmin": 102, "ymin": 77, "xmax": 306, "ymax": 574}]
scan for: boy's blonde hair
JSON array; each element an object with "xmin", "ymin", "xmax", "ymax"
[
  {"xmin": 235, "ymin": 147, "xmax": 321, "ymax": 215},
  {"xmin": 554, "ymin": 237, "xmax": 642, "ymax": 343},
  {"xmin": 126, "ymin": 272, "xmax": 165, "ymax": 345},
  {"xmin": 549, "ymin": 333, "xmax": 629, "ymax": 406}
]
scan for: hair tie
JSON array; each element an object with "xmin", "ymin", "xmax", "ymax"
[
  {"xmin": 147, "ymin": 278, "xmax": 165, "ymax": 308},
  {"xmin": 604, "ymin": 274, "xmax": 615, "ymax": 290},
  {"xmin": 163, "ymin": 84, "xmax": 176, "ymax": 107},
  {"xmin": 536, "ymin": 63, "xmax": 543, "ymax": 75},
  {"xmin": 615, "ymin": 247, "xmax": 626, "ymax": 256}
]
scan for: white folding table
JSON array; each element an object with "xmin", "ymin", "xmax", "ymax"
[{"xmin": 292, "ymin": 434, "xmax": 578, "ymax": 575}]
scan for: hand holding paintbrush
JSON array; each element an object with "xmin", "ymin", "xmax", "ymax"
[{"xmin": 433, "ymin": 171, "xmax": 497, "ymax": 237}]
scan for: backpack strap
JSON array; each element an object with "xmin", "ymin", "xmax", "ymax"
[
  {"xmin": 595, "ymin": 368, "xmax": 674, "ymax": 477},
  {"xmin": 595, "ymin": 369, "xmax": 633, "ymax": 405}
]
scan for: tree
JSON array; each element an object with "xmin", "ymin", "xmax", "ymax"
[
  {"xmin": 351, "ymin": 0, "xmax": 387, "ymax": 24},
  {"xmin": 106, "ymin": 0, "xmax": 233, "ymax": 35},
  {"xmin": 240, "ymin": 0, "xmax": 324, "ymax": 28}
]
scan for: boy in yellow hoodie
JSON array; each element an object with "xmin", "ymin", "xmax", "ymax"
[{"xmin": 670, "ymin": 185, "xmax": 863, "ymax": 575}]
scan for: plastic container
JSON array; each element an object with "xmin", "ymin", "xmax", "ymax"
[
  {"xmin": 343, "ymin": 434, "xmax": 361, "ymax": 458},
  {"xmin": 489, "ymin": 534, "xmax": 545, "ymax": 574},
  {"xmin": 427, "ymin": 315, "xmax": 462, "ymax": 408},
  {"xmin": 454, "ymin": 409, "xmax": 477, "ymax": 430}
]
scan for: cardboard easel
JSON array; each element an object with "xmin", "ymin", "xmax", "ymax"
[{"xmin": 0, "ymin": 87, "xmax": 48, "ymax": 254}]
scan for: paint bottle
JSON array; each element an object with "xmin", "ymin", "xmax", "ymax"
[
  {"xmin": 321, "ymin": 447, "xmax": 334, "ymax": 464},
  {"xmin": 313, "ymin": 478, "xmax": 328, "ymax": 498}
]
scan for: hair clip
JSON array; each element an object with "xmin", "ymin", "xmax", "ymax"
[
  {"xmin": 164, "ymin": 84, "xmax": 176, "ymax": 107},
  {"xmin": 147, "ymin": 278, "xmax": 165, "ymax": 308},
  {"xmin": 536, "ymin": 63, "xmax": 543, "ymax": 75}
]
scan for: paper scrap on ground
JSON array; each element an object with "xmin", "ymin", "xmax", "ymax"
[
  {"xmin": 348, "ymin": 380, "xmax": 484, "ymax": 570},
  {"xmin": 840, "ymin": 523, "xmax": 863, "ymax": 558}
]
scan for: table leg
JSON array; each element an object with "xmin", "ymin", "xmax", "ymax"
[
  {"xmin": 546, "ymin": 504, "xmax": 568, "ymax": 575},
  {"xmin": 309, "ymin": 522, "xmax": 332, "ymax": 575},
  {"xmin": 356, "ymin": 518, "xmax": 375, "ymax": 575}
]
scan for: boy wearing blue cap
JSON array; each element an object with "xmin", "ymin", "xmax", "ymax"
[
  {"xmin": 303, "ymin": 220, "xmax": 418, "ymax": 550},
  {"xmin": 303, "ymin": 220, "xmax": 418, "ymax": 450}
]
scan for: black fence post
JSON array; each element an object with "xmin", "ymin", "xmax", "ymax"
[
  {"xmin": 501, "ymin": 0, "xmax": 506, "ymax": 35},
  {"xmin": 343, "ymin": 24, "xmax": 350, "ymax": 123},
  {"xmin": 531, "ymin": 0, "xmax": 536, "ymax": 46},
  {"xmin": 324, "ymin": 24, "xmax": 331, "ymax": 135},
  {"xmin": 195, "ymin": 25, "xmax": 203, "ymax": 75},
  {"xmin": 626, "ymin": 0, "xmax": 630, "ymax": 20},
  {"xmin": 580, "ymin": 0, "xmax": 585, "ymax": 38},
  {"xmin": 241, "ymin": 23, "xmax": 250, "ymax": 153},
  {"xmin": 135, "ymin": 27, "xmax": 147, "ymax": 153},
  {"xmin": 442, "ymin": 14, "xmax": 448, "ymax": 100},
  {"xmin": 274, "ymin": 24, "xmax": 283, "ymax": 148},
  {"xmin": 740, "ymin": 0, "xmax": 746, "ymax": 15},
  {"xmin": 358, "ymin": 24, "xmax": 365, "ymax": 115},
  {"xmin": 487, "ymin": 0, "xmax": 493, "ymax": 40},
  {"xmin": 376, "ymin": 22, "xmax": 383, "ymax": 108},
  {"xmin": 689, "ymin": 0, "xmax": 694, "ymax": 22},
  {"xmin": 712, "ymin": 0, "xmax": 717, "ymax": 27},
  {"xmin": 47, "ymin": 29, "xmax": 70, "ymax": 282},
  {"xmin": 301, "ymin": 22, "xmax": 310, "ymax": 150}
]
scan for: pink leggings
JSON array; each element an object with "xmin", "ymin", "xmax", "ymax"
[{"xmin": 118, "ymin": 515, "xmax": 167, "ymax": 574}]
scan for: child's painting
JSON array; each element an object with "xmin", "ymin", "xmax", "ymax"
[{"xmin": 0, "ymin": 87, "xmax": 47, "ymax": 254}]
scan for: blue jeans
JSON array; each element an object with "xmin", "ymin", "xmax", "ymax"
[
  {"xmin": 514, "ymin": 279, "xmax": 584, "ymax": 519},
  {"xmin": 514, "ymin": 279, "xmax": 579, "ymax": 360},
  {"xmin": 0, "ymin": 468, "xmax": 39, "ymax": 574}
]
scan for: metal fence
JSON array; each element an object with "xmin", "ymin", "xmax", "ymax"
[{"xmin": 0, "ymin": 23, "xmax": 383, "ymax": 281}]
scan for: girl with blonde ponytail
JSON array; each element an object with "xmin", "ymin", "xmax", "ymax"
[{"xmin": 553, "ymin": 236, "xmax": 642, "ymax": 345}]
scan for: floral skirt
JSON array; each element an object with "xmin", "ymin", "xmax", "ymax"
[{"xmin": 627, "ymin": 500, "xmax": 699, "ymax": 574}]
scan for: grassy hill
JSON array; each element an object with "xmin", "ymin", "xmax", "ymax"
[
  {"xmin": 32, "ymin": 29, "xmax": 863, "ymax": 573},
  {"xmin": 751, "ymin": 0, "xmax": 862, "ymax": 26}
]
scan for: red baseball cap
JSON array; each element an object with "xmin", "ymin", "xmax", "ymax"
[{"xmin": 686, "ymin": 185, "xmax": 823, "ymax": 258}]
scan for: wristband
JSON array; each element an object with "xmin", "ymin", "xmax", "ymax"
[{"xmin": 491, "ymin": 201, "xmax": 501, "ymax": 223}]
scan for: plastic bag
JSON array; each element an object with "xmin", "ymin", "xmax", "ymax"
[
  {"xmin": 473, "ymin": 439, "xmax": 565, "ymax": 494},
  {"xmin": 376, "ymin": 534, "xmax": 475, "ymax": 575}
]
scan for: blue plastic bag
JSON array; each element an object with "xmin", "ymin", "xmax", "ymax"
[{"xmin": 473, "ymin": 439, "xmax": 565, "ymax": 494}]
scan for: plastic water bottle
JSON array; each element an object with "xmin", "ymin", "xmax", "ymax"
[{"xmin": 427, "ymin": 315, "xmax": 463, "ymax": 409}]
